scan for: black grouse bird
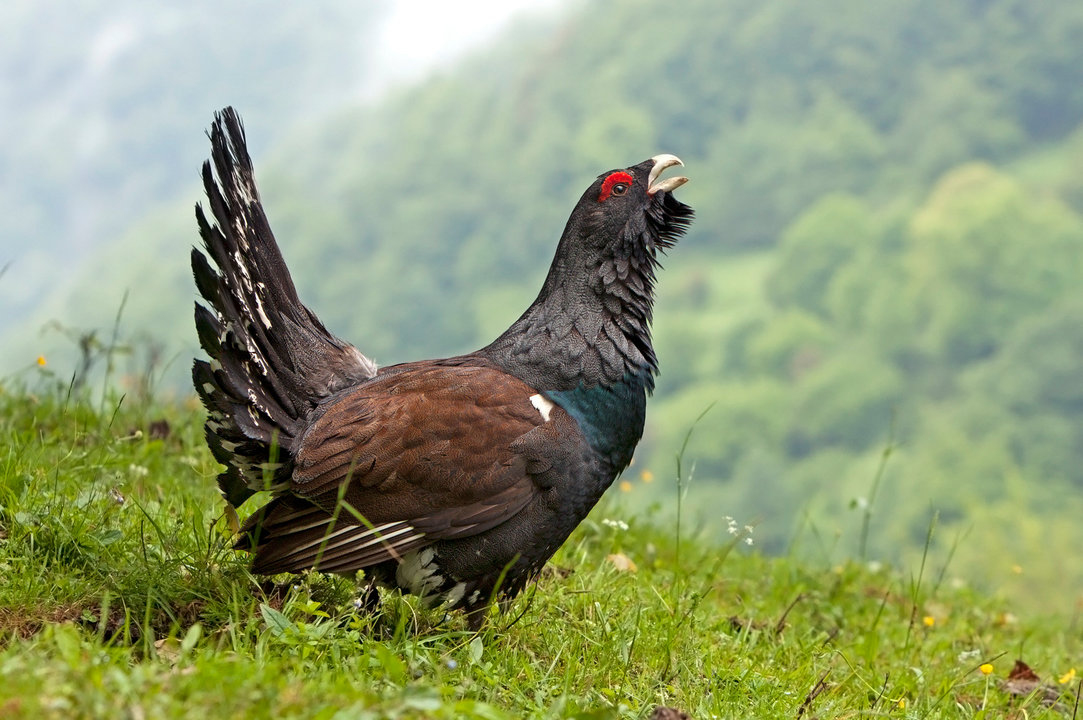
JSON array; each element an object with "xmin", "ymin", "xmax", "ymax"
[{"xmin": 192, "ymin": 108, "xmax": 692, "ymax": 627}]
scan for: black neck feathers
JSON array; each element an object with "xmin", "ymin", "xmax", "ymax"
[{"xmin": 481, "ymin": 184, "xmax": 692, "ymax": 395}]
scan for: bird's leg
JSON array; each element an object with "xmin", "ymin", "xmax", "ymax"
[
  {"xmin": 353, "ymin": 576, "xmax": 382, "ymax": 616},
  {"xmin": 465, "ymin": 603, "xmax": 490, "ymax": 632}
]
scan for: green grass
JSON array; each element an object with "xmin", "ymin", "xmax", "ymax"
[{"xmin": 0, "ymin": 384, "xmax": 1080, "ymax": 719}]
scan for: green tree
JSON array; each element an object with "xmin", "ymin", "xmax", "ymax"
[
  {"xmin": 765, "ymin": 194, "xmax": 878, "ymax": 316},
  {"xmin": 902, "ymin": 164, "xmax": 1083, "ymax": 364}
]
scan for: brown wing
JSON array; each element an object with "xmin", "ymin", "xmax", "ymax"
[{"xmin": 244, "ymin": 362, "xmax": 562, "ymax": 574}]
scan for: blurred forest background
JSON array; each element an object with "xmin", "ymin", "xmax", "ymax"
[{"xmin": 3, "ymin": 0, "xmax": 1083, "ymax": 613}]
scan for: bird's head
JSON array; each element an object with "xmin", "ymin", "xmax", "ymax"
[
  {"xmin": 485, "ymin": 155, "xmax": 694, "ymax": 389},
  {"xmin": 565, "ymin": 154, "xmax": 693, "ymax": 258}
]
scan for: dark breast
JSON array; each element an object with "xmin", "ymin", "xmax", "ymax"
[{"xmin": 544, "ymin": 372, "xmax": 649, "ymax": 472}]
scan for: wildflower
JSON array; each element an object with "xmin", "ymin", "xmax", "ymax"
[
  {"xmin": 1059, "ymin": 668, "xmax": 1077, "ymax": 684},
  {"xmin": 129, "ymin": 464, "xmax": 150, "ymax": 478},
  {"xmin": 37, "ymin": 355, "xmax": 47, "ymax": 366},
  {"xmin": 1011, "ymin": 564, "xmax": 1023, "ymax": 575},
  {"xmin": 744, "ymin": 537, "xmax": 753, "ymax": 546},
  {"xmin": 958, "ymin": 649, "xmax": 981, "ymax": 663},
  {"xmin": 896, "ymin": 698, "xmax": 906, "ymax": 709},
  {"xmin": 980, "ymin": 664, "xmax": 994, "ymax": 675},
  {"xmin": 619, "ymin": 480, "xmax": 632, "ymax": 493},
  {"xmin": 922, "ymin": 615, "xmax": 935, "ymax": 627},
  {"xmin": 602, "ymin": 518, "xmax": 629, "ymax": 531},
  {"xmin": 640, "ymin": 469, "xmax": 654, "ymax": 483}
]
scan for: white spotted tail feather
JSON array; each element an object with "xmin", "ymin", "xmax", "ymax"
[{"xmin": 192, "ymin": 107, "xmax": 378, "ymax": 508}]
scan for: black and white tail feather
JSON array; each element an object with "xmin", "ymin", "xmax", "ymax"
[{"xmin": 192, "ymin": 107, "xmax": 377, "ymax": 508}]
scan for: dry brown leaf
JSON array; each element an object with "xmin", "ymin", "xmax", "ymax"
[
  {"xmin": 154, "ymin": 637, "xmax": 181, "ymax": 665},
  {"xmin": 607, "ymin": 553, "xmax": 637, "ymax": 572},
  {"xmin": 1003, "ymin": 659, "xmax": 1070, "ymax": 711}
]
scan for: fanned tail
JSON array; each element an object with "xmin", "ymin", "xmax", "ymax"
[{"xmin": 192, "ymin": 107, "xmax": 377, "ymax": 507}]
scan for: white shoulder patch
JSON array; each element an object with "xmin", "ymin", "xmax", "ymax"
[{"xmin": 529, "ymin": 393, "xmax": 554, "ymax": 422}]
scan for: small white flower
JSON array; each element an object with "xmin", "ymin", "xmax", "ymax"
[
  {"xmin": 744, "ymin": 537, "xmax": 753, "ymax": 546},
  {"xmin": 601, "ymin": 518, "xmax": 629, "ymax": 531},
  {"xmin": 129, "ymin": 464, "xmax": 149, "ymax": 478},
  {"xmin": 957, "ymin": 649, "xmax": 981, "ymax": 663}
]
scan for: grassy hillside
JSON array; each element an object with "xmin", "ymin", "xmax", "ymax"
[
  {"xmin": 1, "ymin": 385, "xmax": 1081, "ymax": 718},
  {"xmin": 7, "ymin": 0, "xmax": 1083, "ymax": 638}
]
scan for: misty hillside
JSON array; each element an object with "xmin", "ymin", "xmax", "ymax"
[
  {"xmin": 6, "ymin": 0, "xmax": 1083, "ymax": 611},
  {"xmin": 0, "ymin": 0, "xmax": 389, "ymax": 334}
]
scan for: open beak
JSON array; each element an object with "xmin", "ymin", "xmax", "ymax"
[{"xmin": 647, "ymin": 154, "xmax": 688, "ymax": 195}]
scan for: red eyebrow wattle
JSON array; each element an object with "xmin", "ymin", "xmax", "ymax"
[{"xmin": 598, "ymin": 171, "xmax": 634, "ymax": 202}]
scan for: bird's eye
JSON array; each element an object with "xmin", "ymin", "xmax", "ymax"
[{"xmin": 598, "ymin": 171, "xmax": 635, "ymax": 202}]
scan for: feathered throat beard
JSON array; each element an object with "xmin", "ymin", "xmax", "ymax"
[{"xmin": 646, "ymin": 190, "xmax": 694, "ymax": 252}]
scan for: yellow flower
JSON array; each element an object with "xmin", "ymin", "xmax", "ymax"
[
  {"xmin": 36, "ymin": 355, "xmax": 46, "ymax": 366},
  {"xmin": 619, "ymin": 480, "xmax": 633, "ymax": 493},
  {"xmin": 1059, "ymin": 668, "xmax": 1077, "ymax": 684},
  {"xmin": 896, "ymin": 698, "xmax": 906, "ymax": 709},
  {"xmin": 979, "ymin": 664, "xmax": 994, "ymax": 675},
  {"xmin": 1011, "ymin": 564, "xmax": 1023, "ymax": 575},
  {"xmin": 640, "ymin": 469, "xmax": 654, "ymax": 483},
  {"xmin": 922, "ymin": 615, "xmax": 935, "ymax": 627}
]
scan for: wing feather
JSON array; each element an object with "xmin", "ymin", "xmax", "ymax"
[{"xmin": 243, "ymin": 362, "xmax": 565, "ymax": 575}]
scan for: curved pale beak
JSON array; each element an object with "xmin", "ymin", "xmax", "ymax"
[{"xmin": 647, "ymin": 154, "xmax": 688, "ymax": 195}]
